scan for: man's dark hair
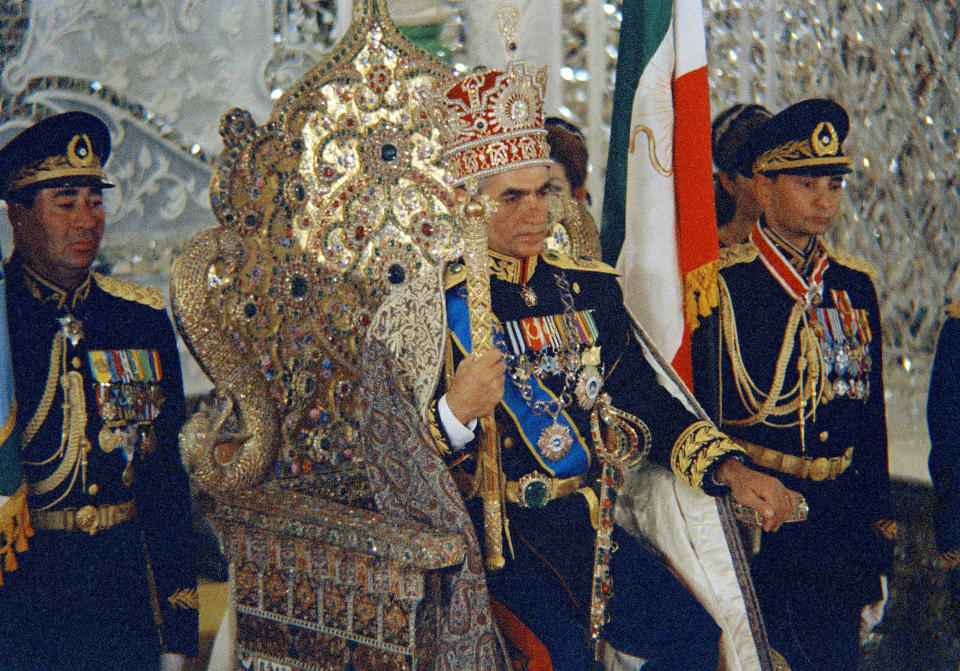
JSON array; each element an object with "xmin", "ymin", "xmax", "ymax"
[{"xmin": 5, "ymin": 186, "xmax": 39, "ymax": 209}]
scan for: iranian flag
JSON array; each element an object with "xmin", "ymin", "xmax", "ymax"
[{"xmin": 600, "ymin": 0, "xmax": 719, "ymax": 389}]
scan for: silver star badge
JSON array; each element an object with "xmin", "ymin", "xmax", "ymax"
[{"xmin": 57, "ymin": 314, "xmax": 84, "ymax": 346}]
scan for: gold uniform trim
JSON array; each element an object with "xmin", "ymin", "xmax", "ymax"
[
  {"xmin": 167, "ymin": 587, "xmax": 199, "ymax": 610},
  {"xmin": 946, "ymin": 299, "xmax": 960, "ymax": 320},
  {"xmin": 938, "ymin": 549, "xmax": 960, "ymax": 569},
  {"xmin": 873, "ymin": 519, "xmax": 897, "ymax": 541},
  {"xmin": 444, "ymin": 262, "xmax": 467, "ymax": 290},
  {"xmin": 488, "ymin": 250, "xmax": 537, "ymax": 283},
  {"xmin": 670, "ymin": 420, "xmax": 747, "ymax": 491},
  {"xmin": 822, "ymin": 245, "xmax": 879, "ymax": 282},
  {"xmin": 718, "ymin": 241, "xmax": 759, "ymax": 269},
  {"xmin": 93, "ymin": 273, "xmax": 165, "ymax": 310},
  {"xmin": 426, "ymin": 399, "xmax": 450, "ymax": 457},
  {"xmin": 7, "ymin": 133, "xmax": 107, "ymax": 194},
  {"xmin": 540, "ymin": 249, "xmax": 618, "ymax": 274},
  {"xmin": 752, "ymin": 122, "xmax": 851, "ymax": 174}
]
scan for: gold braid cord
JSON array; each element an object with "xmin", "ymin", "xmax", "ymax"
[
  {"xmin": 0, "ymin": 482, "xmax": 33, "ymax": 585},
  {"xmin": 22, "ymin": 332, "xmax": 64, "ymax": 447},
  {"xmin": 461, "ymin": 193, "xmax": 508, "ymax": 570},
  {"xmin": 718, "ymin": 277, "xmax": 828, "ymax": 451},
  {"xmin": 21, "ymin": 333, "xmax": 92, "ymax": 508},
  {"xmin": 670, "ymin": 420, "xmax": 747, "ymax": 491}
]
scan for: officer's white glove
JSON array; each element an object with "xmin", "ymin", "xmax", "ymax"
[
  {"xmin": 159, "ymin": 652, "xmax": 186, "ymax": 671},
  {"xmin": 859, "ymin": 574, "xmax": 888, "ymax": 645}
]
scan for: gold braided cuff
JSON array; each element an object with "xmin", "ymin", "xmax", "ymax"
[
  {"xmin": 938, "ymin": 549, "xmax": 960, "ymax": 570},
  {"xmin": 167, "ymin": 587, "xmax": 199, "ymax": 610},
  {"xmin": 671, "ymin": 421, "xmax": 747, "ymax": 491},
  {"xmin": 426, "ymin": 399, "xmax": 451, "ymax": 457},
  {"xmin": 873, "ymin": 519, "xmax": 897, "ymax": 541}
]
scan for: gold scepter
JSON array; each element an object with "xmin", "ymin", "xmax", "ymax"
[{"xmin": 460, "ymin": 190, "xmax": 507, "ymax": 570}]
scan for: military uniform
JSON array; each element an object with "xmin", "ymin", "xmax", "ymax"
[
  {"xmin": 928, "ymin": 301, "xmax": 960, "ymax": 566},
  {"xmin": 432, "ymin": 249, "xmax": 744, "ymax": 671},
  {"xmin": 693, "ymin": 223, "xmax": 895, "ymax": 670},
  {"xmin": 0, "ymin": 253, "xmax": 198, "ymax": 670}
]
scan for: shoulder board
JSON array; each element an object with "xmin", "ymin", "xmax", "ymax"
[
  {"xmin": 540, "ymin": 250, "xmax": 618, "ymax": 274},
  {"xmin": 946, "ymin": 300, "xmax": 960, "ymax": 320},
  {"xmin": 718, "ymin": 241, "xmax": 758, "ymax": 269},
  {"xmin": 823, "ymin": 246, "xmax": 879, "ymax": 281},
  {"xmin": 443, "ymin": 262, "xmax": 468, "ymax": 290},
  {"xmin": 93, "ymin": 273, "xmax": 165, "ymax": 310}
]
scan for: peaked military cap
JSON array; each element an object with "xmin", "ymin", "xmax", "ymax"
[
  {"xmin": 0, "ymin": 111, "xmax": 114, "ymax": 200},
  {"xmin": 738, "ymin": 98, "xmax": 852, "ymax": 177}
]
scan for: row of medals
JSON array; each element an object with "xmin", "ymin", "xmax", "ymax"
[
  {"xmin": 504, "ymin": 340, "xmax": 604, "ymax": 462},
  {"xmin": 97, "ymin": 385, "xmax": 164, "ymax": 486},
  {"xmin": 819, "ymin": 335, "xmax": 870, "ymax": 401}
]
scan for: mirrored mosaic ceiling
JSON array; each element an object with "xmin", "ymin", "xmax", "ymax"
[{"xmin": 0, "ymin": 1, "xmax": 957, "ymax": 425}]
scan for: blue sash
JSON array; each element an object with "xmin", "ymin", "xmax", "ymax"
[{"xmin": 445, "ymin": 286, "xmax": 590, "ymax": 477}]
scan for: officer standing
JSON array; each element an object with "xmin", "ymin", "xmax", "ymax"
[
  {"xmin": 928, "ymin": 300, "xmax": 960, "ymax": 568},
  {"xmin": 0, "ymin": 112, "xmax": 198, "ymax": 671},
  {"xmin": 426, "ymin": 64, "xmax": 798, "ymax": 671},
  {"xmin": 692, "ymin": 98, "xmax": 895, "ymax": 670}
]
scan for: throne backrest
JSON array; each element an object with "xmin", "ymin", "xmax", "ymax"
[{"xmin": 171, "ymin": 1, "xmax": 462, "ymax": 488}]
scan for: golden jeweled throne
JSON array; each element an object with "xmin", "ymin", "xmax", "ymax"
[{"xmin": 170, "ymin": 2, "xmax": 479, "ymax": 668}]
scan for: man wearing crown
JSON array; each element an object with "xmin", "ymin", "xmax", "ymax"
[
  {"xmin": 691, "ymin": 99, "xmax": 896, "ymax": 670},
  {"xmin": 0, "ymin": 112, "xmax": 198, "ymax": 671},
  {"xmin": 426, "ymin": 63, "xmax": 800, "ymax": 671}
]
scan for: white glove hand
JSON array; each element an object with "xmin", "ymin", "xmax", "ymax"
[
  {"xmin": 859, "ymin": 574, "xmax": 889, "ymax": 644},
  {"xmin": 159, "ymin": 652, "xmax": 186, "ymax": 671}
]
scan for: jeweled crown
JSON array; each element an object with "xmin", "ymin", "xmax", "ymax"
[{"xmin": 428, "ymin": 62, "xmax": 551, "ymax": 186}]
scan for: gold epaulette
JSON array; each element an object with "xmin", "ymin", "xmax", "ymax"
[
  {"xmin": 540, "ymin": 250, "xmax": 618, "ymax": 274},
  {"xmin": 718, "ymin": 241, "xmax": 758, "ymax": 269},
  {"xmin": 823, "ymin": 246, "xmax": 879, "ymax": 282},
  {"xmin": 946, "ymin": 300, "xmax": 960, "ymax": 320},
  {"xmin": 93, "ymin": 274, "xmax": 165, "ymax": 310},
  {"xmin": 443, "ymin": 261, "xmax": 467, "ymax": 290}
]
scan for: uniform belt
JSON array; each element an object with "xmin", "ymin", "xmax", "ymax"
[
  {"xmin": 505, "ymin": 473, "xmax": 585, "ymax": 509},
  {"xmin": 31, "ymin": 500, "xmax": 136, "ymax": 535},
  {"xmin": 736, "ymin": 440, "xmax": 853, "ymax": 481}
]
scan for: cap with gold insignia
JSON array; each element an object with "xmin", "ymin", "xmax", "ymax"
[
  {"xmin": 738, "ymin": 98, "xmax": 852, "ymax": 177},
  {"xmin": 0, "ymin": 111, "xmax": 114, "ymax": 200}
]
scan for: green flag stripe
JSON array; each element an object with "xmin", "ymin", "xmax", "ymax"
[{"xmin": 600, "ymin": 0, "xmax": 673, "ymax": 265}]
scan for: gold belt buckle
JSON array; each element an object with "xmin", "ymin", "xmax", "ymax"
[
  {"xmin": 74, "ymin": 505, "xmax": 101, "ymax": 535},
  {"xmin": 516, "ymin": 472, "xmax": 552, "ymax": 509}
]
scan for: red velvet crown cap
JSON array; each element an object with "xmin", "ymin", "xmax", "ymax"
[{"xmin": 431, "ymin": 62, "xmax": 551, "ymax": 185}]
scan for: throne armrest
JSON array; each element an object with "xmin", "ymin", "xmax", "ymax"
[{"xmin": 211, "ymin": 482, "xmax": 466, "ymax": 570}]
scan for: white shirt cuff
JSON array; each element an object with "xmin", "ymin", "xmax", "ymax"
[
  {"xmin": 438, "ymin": 395, "xmax": 477, "ymax": 450},
  {"xmin": 0, "ymin": 495, "xmax": 8, "ymax": 508}
]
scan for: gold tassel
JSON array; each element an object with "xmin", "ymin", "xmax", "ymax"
[{"xmin": 0, "ymin": 482, "xmax": 34, "ymax": 586}]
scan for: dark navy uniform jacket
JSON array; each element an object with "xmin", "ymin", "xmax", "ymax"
[
  {"xmin": 929, "ymin": 303, "xmax": 960, "ymax": 562},
  {"xmin": 0, "ymin": 253, "xmax": 198, "ymax": 670},
  {"xmin": 428, "ymin": 249, "xmax": 738, "ymax": 670},
  {"xmin": 692, "ymin": 234, "xmax": 894, "ymax": 670},
  {"xmin": 433, "ymin": 249, "xmax": 739, "ymax": 493}
]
